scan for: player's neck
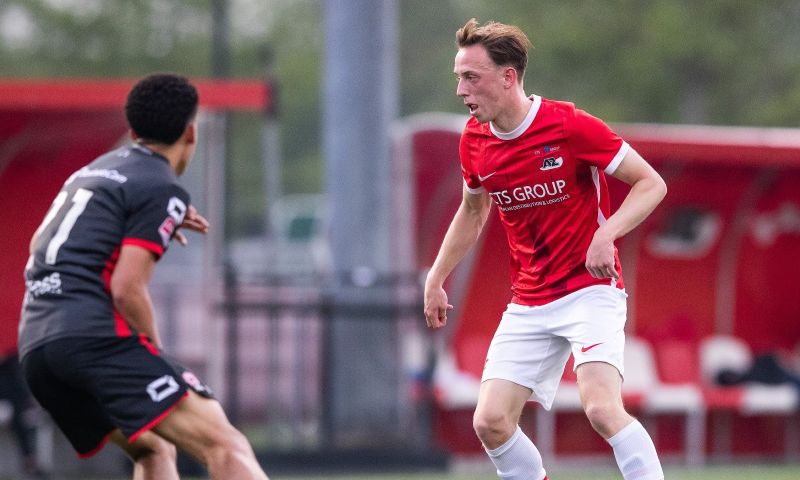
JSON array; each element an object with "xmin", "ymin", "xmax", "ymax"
[
  {"xmin": 492, "ymin": 92, "xmax": 533, "ymax": 133},
  {"xmin": 136, "ymin": 142, "xmax": 183, "ymax": 174}
]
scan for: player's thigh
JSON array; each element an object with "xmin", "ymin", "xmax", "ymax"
[
  {"xmin": 475, "ymin": 378, "xmax": 533, "ymax": 426},
  {"xmin": 575, "ymin": 361, "xmax": 623, "ymax": 408},
  {"xmin": 152, "ymin": 391, "xmax": 239, "ymax": 457}
]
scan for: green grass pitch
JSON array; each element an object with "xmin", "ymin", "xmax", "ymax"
[
  {"xmin": 71, "ymin": 464, "xmax": 800, "ymax": 479},
  {"xmin": 283, "ymin": 465, "xmax": 800, "ymax": 480}
]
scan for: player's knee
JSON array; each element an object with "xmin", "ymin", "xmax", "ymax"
[
  {"xmin": 473, "ymin": 410, "xmax": 514, "ymax": 446},
  {"xmin": 202, "ymin": 424, "xmax": 255, "ymax": 466},
  {"xmin": 225, "ymin": 427, "xmax": 253, "ymax": 455},
  {"xmin": 583, "ymin": 401, "xmax": 623, "ymax": 437}
]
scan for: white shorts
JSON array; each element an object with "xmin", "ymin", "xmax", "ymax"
[{"xmin": 481, "ymin": 285, "xmax": 628, "ymax": 410}]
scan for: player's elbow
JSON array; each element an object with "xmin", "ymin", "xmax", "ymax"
[
  {"xmin": 654, "ymin": 174, "xmax": 667, "ymax": 202},
  {"xmin": 110, "ymin": 277, "xmax": 146, "ymax": 310},
  {"xmin": 110, "ymin": 290, "xmax": 134, "ymax": 314},
  {"xmin": 468, "ymin": 197, "xmax": 492, "ymax": 228},
  {"xmin": 641, "ymin": 170, "xmax": 667, "ymax": 205}
]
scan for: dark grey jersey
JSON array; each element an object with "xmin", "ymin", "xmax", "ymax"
[{"xmin": 18, "ymin": 145, "xmax": 189, "ymax": 357}]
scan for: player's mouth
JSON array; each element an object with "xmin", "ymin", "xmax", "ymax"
[{"xmin": 466, "ymin": 103, "xmax": 478, "ymax": 115}]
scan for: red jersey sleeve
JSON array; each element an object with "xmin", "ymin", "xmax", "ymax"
[
  {"xmin": 459, "ymin": 121, "xmax": 485, "ymax": 193},
  {"xmin": 569, "ymin": 107, "xmax": 629, "ymax": 175}
]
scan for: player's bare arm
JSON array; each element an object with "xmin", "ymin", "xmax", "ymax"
[
  {"xmin": 110, "ymin": 245, "xmax": 162, "ymax": 346},
  {"xmin": 174, "ymin": 204, "xmax": 209, "ymax": 246},
  {"xmin": 585, "ymin": 148, "xmax": 667, "ymax": 279},
  {"xmin": 424, "ymin": 186, "xmax": 492, "ymax": 329}
]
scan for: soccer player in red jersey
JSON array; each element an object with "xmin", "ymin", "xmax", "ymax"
[{"xmin": 424, "ymin": 19, "xmax": 667, "ymax": 480}]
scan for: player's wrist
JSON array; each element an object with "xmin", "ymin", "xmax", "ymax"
[
  {"xmin": 594, "ymin": 224, "xmax": 618, "ymax": 243},
  {"xmin": 424, "ymin": 270, "xmax": 446, "ymax": 290}
]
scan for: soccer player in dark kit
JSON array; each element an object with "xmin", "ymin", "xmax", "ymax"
[{"xmin": 18, "ymin": 74, "xmax": 269, "ymax": 479}]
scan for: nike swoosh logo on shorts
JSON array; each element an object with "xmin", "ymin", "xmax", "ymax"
[
  {"xmin": 478, "ymin": 172, "xmax": 496, "ymax": 182},
  {"xmin": 581, "ymin": 342, "xmax": 604, "ymax": 353}
]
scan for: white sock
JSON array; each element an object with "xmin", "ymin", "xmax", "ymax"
[
  {"xmin": 607, "ymin": 420, "xmax": 664, "ymax": 480},
  {"xmin": 485, "ymin": 426, "xmax": 547, "ymax": 480}
]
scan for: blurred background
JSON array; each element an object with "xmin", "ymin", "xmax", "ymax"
[{"xmin": 1, "ymin": 0, "xmax": 800, "ymax": 479}]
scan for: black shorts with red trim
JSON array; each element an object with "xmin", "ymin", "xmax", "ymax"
[{"xmin": 21, "ymin": 335, "xmax": 194, "ymax": 457}]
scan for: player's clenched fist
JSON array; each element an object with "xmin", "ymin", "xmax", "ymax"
[{"xmin": 585, "ymin": 229, "xmax": 619, "ymax": 280}]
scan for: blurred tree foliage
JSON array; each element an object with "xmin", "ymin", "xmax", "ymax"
[
  {"xmin": 409, "ymin": 0, "xmax": 800, "ymax": 126},
  {"xmin": 2, "ymin": 0, "xmax": 799, "ymax": 234},
  {"xmin": 0, "ymin": 0, "xmax": 321, "ymax": 236}
]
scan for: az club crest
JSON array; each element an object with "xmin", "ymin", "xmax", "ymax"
[{"xmin": 540, "ymin": 156, "xmax": 564, "ymax": 171}]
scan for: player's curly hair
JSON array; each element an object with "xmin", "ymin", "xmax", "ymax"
[
  {"xmin": 456, "ymin": 18, "xmax": 532, "ymax": 81},
  {"xmin": 125, "ymin": 73, "xmax": 198, "ymax": 145}
]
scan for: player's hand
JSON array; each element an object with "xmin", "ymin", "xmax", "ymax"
[
  {"xmin": 181, "ymin": 205, "xmax": 209, "ymax": 233},
  {"xmin": 175, "ymin": 205, "xmax": 209, "ymax": 246},
  {"xmin": 585, "ymin": 227, "xmax": 619, "ymax": 280},
  {"xmin": 424, "ymin": 283, "xmax": 453, "ymax": 329}
]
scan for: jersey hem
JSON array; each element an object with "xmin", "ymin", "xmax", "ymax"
[
  {"xmin": 18, "ymin": 332, "xmax": 132, "ymax": 361},
  {"xmin": 510, "ymin": 282, "xmax": 625, "ymax": 307}
]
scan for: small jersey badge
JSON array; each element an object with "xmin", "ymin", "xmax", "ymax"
[{"xmin": 540, "ymin": 156, "xmax": 564, "ymax": 171}]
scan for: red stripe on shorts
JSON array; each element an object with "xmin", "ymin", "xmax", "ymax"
[
  {"xmin": 128, "ymin": 392, "xmax": 189, "ymax": 443},
  {"xmin": 77, "ymin": 430, "xmax": 113, "ymax": 459}
]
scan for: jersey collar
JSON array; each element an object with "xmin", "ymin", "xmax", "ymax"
[
  {"xmin": 490, "ymin": 95, "xmax": 541, "ymax": 141},
  {"xmin": 131, "ymin": 143, "xmax": 169, "ymax": 163}
]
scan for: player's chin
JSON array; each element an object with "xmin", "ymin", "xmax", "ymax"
[{"xmin": 466, "ymin": 105, "xmax": 484, "ymax": 121}]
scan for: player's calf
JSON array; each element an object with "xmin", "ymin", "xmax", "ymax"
[{"xmin": 202, "ymin": 425, "xmax": 265, "ymax": 478}]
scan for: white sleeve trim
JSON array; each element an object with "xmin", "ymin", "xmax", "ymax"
[
  {"xmin": 605, "ymin": 141, "xmax": 630, "ymax": 175},
  {"xmin": 464, "ymin": 179, "xmax": 485, "ymax": 194}
]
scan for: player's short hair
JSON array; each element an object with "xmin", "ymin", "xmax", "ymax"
[
  {"xmin": 125, "ymin": 73, "xmax": 198, "ymax": 145},
  {"xmin": 456, "ymin": 18, "xmax": 532, "ymax": 81}
]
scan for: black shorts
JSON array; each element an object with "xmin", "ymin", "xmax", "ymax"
[{"xmin": 21, "ymin": 335, "xmax": 211, "ymax": 457}]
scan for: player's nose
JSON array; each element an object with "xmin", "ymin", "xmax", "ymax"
[{"xmin": 456, "ymin": 79, "xmax": 468, "ymax": 97}]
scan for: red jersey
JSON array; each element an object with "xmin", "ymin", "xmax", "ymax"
[{"xmin": 460, "ymin": 95, "xmax": 628, "ymax": 305}]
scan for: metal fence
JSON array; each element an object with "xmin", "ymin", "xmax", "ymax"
[{"xmin": 213, "ymin": 271, "xmax": 445, "ymax": 470}]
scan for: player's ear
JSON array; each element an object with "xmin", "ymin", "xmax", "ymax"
[
  {"xmin": 184, "ymin": 122, "xmax": 196, "ymax": 145},
  {"xmin": 503, "ymin": 67, "xmax": 516, "ymax": 88}
]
